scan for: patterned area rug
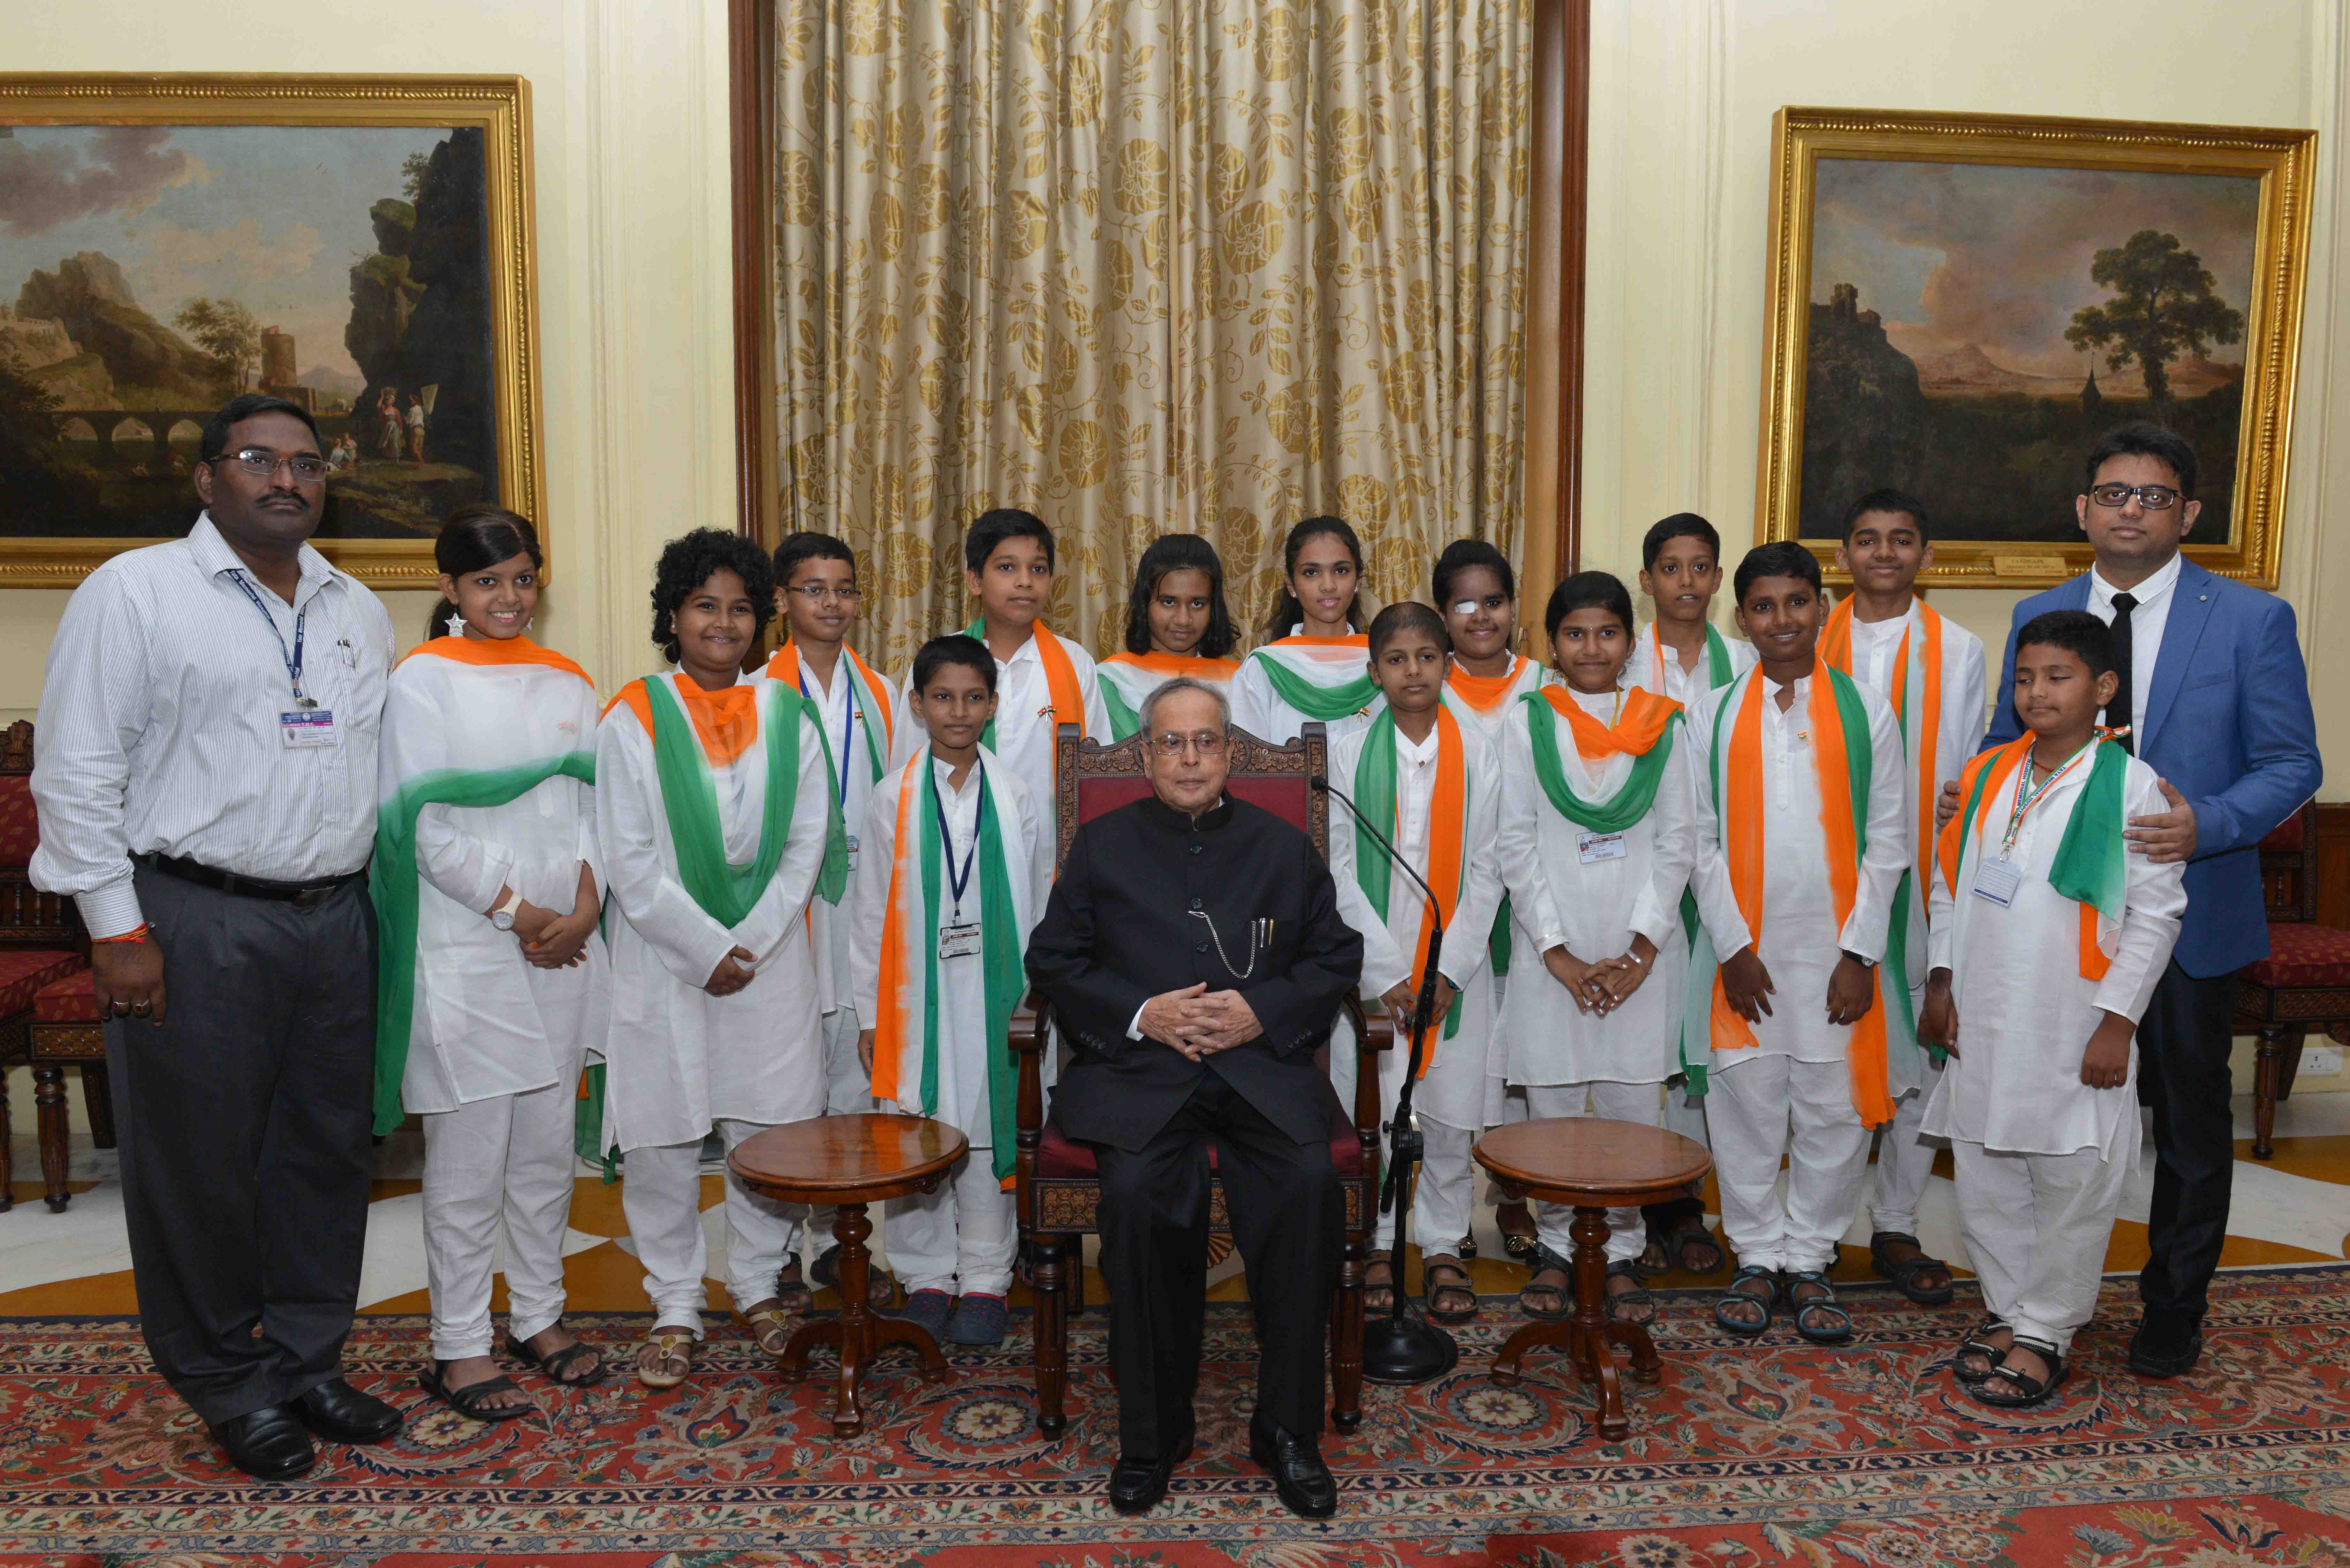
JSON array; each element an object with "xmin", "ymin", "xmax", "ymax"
[{"xmin": 5, "ymin": 1267, "xmax": 2350, "ymax": 1566}]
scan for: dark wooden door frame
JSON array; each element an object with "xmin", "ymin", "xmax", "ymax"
[{"xmin": 726, "ymin": 0, "xmax": 1588, "ymax": 583}]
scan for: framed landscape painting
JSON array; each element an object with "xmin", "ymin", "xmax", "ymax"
[
  {"xmin": 0, "ymin": 75, "xmax": 540, "ymax": 586},
  {"xmin": 1756, "ymin": 108, "xmax": 2314, "ymax": 588}
]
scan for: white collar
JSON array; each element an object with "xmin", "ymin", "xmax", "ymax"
[
  {"xmin": 2090, "ymin": 552, "xmax": 2182, "ymax": 609},
  {"xmin": 1396, "ymin": 723, "xmax": 1441, "ymax": 764},
  {"xmin": 190, "ymin": 511, "xmax": 336, "ymax": 597},
  {"xmin": 930, "ymin": 753, "xmax": 983, "ymax": 794}
]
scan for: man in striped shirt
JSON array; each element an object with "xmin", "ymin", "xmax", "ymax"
[{"xmin": 31, "ymin": 394, "xmax": 400, "ymax": 1480}]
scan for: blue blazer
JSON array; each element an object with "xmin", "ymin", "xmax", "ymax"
[{"xmin": 1984, "ymin": 558, "xmax": 2322, "ymax": 978}]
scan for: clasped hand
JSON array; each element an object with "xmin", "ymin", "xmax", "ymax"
[
  {"xmin": 1140, "ymin": 982, "xmax": 1262, "ymax": 1060},
  {"xmin": 1542, "ymin": 938, "xmax": 1655, "ymax": 1016}
]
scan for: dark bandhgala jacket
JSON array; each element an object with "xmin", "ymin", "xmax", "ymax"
[{"xmin": 1025, "ymin": 792, "xmax": 1362, "ymax": 1153}]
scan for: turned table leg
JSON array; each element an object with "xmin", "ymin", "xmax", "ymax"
[{"xmin": 779, "ymin": 1199, "xmax": 947, "ymax": 1439}]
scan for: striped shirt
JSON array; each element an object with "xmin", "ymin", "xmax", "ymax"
[{"xmin": 30, "ymin": 512, "xmax": 396, "ymax": 937}]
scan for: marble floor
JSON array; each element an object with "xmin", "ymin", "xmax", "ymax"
[{"xmin": 5, "ymin": 1092, "xmax": 2347, "ymax": 1319}]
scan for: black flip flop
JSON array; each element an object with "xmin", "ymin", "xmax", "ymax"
[
  {"xmin": 1869, "ymin": 1231, "xmax": 1956, "ymax": 1306},
  {"xmin": 1713, "ymin": 1264, "xmax": 1778, "ymax": 1338},
  {"xmin": 503, "ymin": 1324, "xmax": 608, "ymax": 1387},
  {"xmin": 1519, "ymin": 1248, "xmax": 1571, "ymax": 1321},
  {"xmin": 1971, "ymin": 1339, "xmax": 2069, "ymax": 1408},
  {"xmin": 419, "ymin": 1361, "xmax": 533, "ymax": 1422}
]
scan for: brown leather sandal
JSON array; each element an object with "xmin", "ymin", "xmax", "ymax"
[
  {"xmin": 1421, "ymin": 1256, "xmax": 1478, "ymax": 1324},
  {"xmin": 1364, "ymin": 1250, "xmax": 1397, "ymax": 1314}
]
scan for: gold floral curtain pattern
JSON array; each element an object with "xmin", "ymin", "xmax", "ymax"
[{"xmin": 773, "ymin": 0, "xmax": 1531, "ymax": 668}]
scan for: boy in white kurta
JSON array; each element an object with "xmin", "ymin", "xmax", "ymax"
[
  {"xmin": 1921, "ymin": 611, "xmax": 2183, "ymax": 1407},
  {"xmin": 598, "ymin": 533, "xmax": 841, "ymax": 1387},
  {"xmin": 1823, "ymin": 490, "xmax": 1989, "ymax": 1306},
  {"xmin": 378, "ymin": 534, "xmax": 613, "ymax": 1415},
  {"xmin": 854, "ymin": 636, "xmax": 1054, "ymax": 1348},
  {"xmin": 1327, "ymin": 603, "xmax": 1503, "ymax": 1324},
  {"xmin": 1689, "ymin": 543, "xmax": 1908, "ymax": 1346}
]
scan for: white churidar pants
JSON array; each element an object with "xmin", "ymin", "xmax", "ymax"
[
  {"xmin": 420, "ymin": 1073, "xmax": 582, "ymax": 1361},
  {"xmin": 1376, "ymin": 1115, "xmax": 1476, "ymax": 1254},
  {"xmin": 1522, "ymin": 1081, "xmax": 1660, "ymax": 1265},
  {"xmin": 621, "ymin": 1118, "xmax": 807, "ymax": 1331},
  {"xmin": 1708, "ymin": 1053, "xmax": 1874, "ymax": 1274},
  {"xmin": 1952, "ymin": 1137, "xmax": 2130, "ymax": 1354},
  {"xmin": 1869, "ymin": 1055, "xmax": 1944, "ymax": 1236},
  {"xmin": 885, "ymin": 1150, "xmax": 1017, "ymax": 1298}
]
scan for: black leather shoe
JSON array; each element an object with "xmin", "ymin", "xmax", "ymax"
[
  {"xmin": 1108, "ymin": 1418, "xmax": 1194, "ymax": 1514},
  {"xmin": 292, "ymin": 1378, "xmax": 404, "ymax": 1444},
  {"xmin": 2127, "ymin": 1311, "xmax": 2204, "ymax": 1378},
  {"xmin": 1248, "ymin": 1413, "xmax": 1336, "ymax": 1518},
  {"xmin": 210, "ymin": 1404, "xmax": 316, "ymax": 1480}
]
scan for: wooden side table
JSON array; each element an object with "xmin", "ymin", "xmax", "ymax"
[
  {"xmin": 1473, "ymin": 1118, "xmax": 1713, "ymax": 1441},
  {"xmin": 729, "ymin": 1112, "xmax": 969, "ymax": 1437}
]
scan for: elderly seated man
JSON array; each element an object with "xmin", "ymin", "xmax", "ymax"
[{"xmin": 1025, "ymin": 677, "xmax": 1364, "ymax": 1518}]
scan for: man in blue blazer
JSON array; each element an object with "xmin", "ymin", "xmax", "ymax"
[{"xmin": 1978, "ymin": 422, "xmax": 2320, "ymax": 1377}]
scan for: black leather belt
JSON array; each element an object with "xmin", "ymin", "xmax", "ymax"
[{"xmin": 138, "ymin": 852, "xmax": 367, "ymax": 906}]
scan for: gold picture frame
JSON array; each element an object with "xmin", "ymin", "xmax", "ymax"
[
  {"xmin": 0, "ymin": 74, "xmax": 541, "ymax": 587},
  {"xmin": 1756, "ymin": 107, "xmax": 2314, "ymax": 589}
]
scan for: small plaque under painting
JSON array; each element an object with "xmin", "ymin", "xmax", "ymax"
[{"xmin": 1992, "ymin": 554, "xmax": 2063, "ymax": 579}]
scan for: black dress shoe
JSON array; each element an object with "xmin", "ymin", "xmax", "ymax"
[
  {"xmin": 1248, "ymin": 1413, "xmax": 1336, "ymax": 1518},
  {"xmin": 292, "ymin": 1378, "xmax": 404, "ymax": 1444},
  {"xmin": 1108, "ymin": 1418, "xmax": 1194, "ymax": 1514},
  {"xmin": 210, "ymin": 1404, "xmax": 316, "ymax": 1481},
  {"xmin": 2127, "ymin": 1311, "xmax": 2204, "ymax": 1378}
]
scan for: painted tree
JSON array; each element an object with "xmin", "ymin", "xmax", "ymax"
[
  {"xmin": 173, "ymin": 298, "xmax": 263, "ymax": 398},
  {"xmin": 2064, "ymin": 229, "xmax": 2244, "ymax": 412}
]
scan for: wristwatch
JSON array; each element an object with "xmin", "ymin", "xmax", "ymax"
[
  {"xmin": 1841, "ymin": 949, "xmax": 1878, "ymax": 970},
  {"xmin": 490, "ymin": 888, "xmax": 523, "ymax": 931}
]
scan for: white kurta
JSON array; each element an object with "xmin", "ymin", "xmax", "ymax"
[
  {"xmin": 1230, "ymin": 628, "xmax": 1384, "ymax": 747},
  {"xmin": 890, "ymin": 626, "xmax": 1110, "ymax": 841},
  {"xmin": 1685, "ymin": 669, "xmax": 1909, "ymax": 1067},
  {"xmin": 850, "ymin": 748, "xmax": 1054, "ymax": 1147},
  {"xmin": 1922, "ymin": 751, "xmax": 2185, "ymax": 1158},
  {"xmin": 783, "ymin": 645, "xmax": 891, "ymax": 1020},
  {"xmin": 596, "ymin": 671, "xmax": 833, "ymax": 1151},
  {"xmin": 1497, "ymin": 686, "xmax": 1724, "ymax": 1086},
  {"xmin": 382, "ymin": 647, "xmax": 610, "ymax": 1114},
  {"xmin": 1630, "ymin": 622, "xmax": 1755, "ymax": 707},
  {"xmin": 1327, "ymin": 718, "xmax": 1504, "ymax": 1133}
]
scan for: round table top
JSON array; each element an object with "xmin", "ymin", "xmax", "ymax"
[
  {"xmin": 1474, "ymin": 1118, "xmax": 1712, "ymax": 1200},
  {"xmin": 727, "ymin": 1113, "xmax": 969, "ymax": 1200}
]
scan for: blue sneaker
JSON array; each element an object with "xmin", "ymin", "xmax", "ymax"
[
  {"xmin": 945, "ymin": 1292, "xmax": 1008, "ymax": 1347},
  {"xmin": 898, "ymin": 1289, "xmax": 955, "ymax": 1342}
]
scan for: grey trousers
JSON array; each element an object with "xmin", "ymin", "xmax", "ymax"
[{"xmin": 102, "ymin": 866, "xmax": 376, "ymax": 1425}]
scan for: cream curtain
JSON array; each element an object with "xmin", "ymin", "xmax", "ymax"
[{"xmin": 774, "ymin": 0, "xmax": 1530, "ymax": 668}]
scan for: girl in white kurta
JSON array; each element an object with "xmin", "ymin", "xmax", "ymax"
[
  {"xmin": 1096, "ymin": 533, "xmax": 1242, "ymax": 741},
  {"xmin": 597, "ymin": 533, "xmax": 841, "ymax": 1386},
  {"xmin": 377, "ymin": 509, "xmax": 612, "ymax": 1417},
  {"xmin": 853, "ymin": 642, "xmax": 1052, "ymax": 1347},
  {"xmin": 1326, "ymin": 605, "xmax": 1503, "ymax": 1323},
  {"xmin": 1230, "ymin": 516, "xmax": 1384, "ymax": 747},
  {"xmin": 1921, "ymin": 622, "xmax": 2184, "ymax": 1405}
]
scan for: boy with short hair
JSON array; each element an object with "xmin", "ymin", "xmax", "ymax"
[
  {"xmin": 1922, "ymin": 610, "xmax": 2184, "ymax": 1407},
  {"xmin": 1823, "ymin": 489, "xmax": 1988, "ymax": 1308},
  {"xmin": 1689, "ymin": 541, "xmax": 1908, "ymax": 1346},
  {"xmin": 1327, "ymin": 602, "xmax": 1504, "ymax": 1325},
  {"xmin": 853, "ymin": 634, "xmax": 1055, "ymax": 1348},
  {"xmin": 894, "ymin": 509, "xmax": 1110, "ymax": 837}
]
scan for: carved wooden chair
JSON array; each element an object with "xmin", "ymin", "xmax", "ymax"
[
  {"xmin": 0, "ymin": 720, "xmax": 106, "ymax": 1211},
  {"xmin": 1010, "ymin": 720, "xmax": 1391, "ymax": 1437},
  {"xmin": 2237, "ymin": 803, "xmax": 2350, "ymax": 1158}
]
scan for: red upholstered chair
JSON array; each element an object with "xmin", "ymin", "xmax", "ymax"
[
  {"xmin": 2236, "ymin": 803, "xmax": 2350, "ymax": 1159},
  {"xmin": 1011, "ymin": 721, "xmax": 1391, "ymax": 1437},
  {"xmin": 0, "ymin": 720, "xmax": 104, "ymax": 1211}
]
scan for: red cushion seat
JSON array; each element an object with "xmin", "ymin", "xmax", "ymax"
[
  {"xmin": 1036, "ymin": 1100, "xmax": 1368, "ymax": 1180},
  {"xmin": 32, "ymin": 967, "xmax": 97, "ymax": 1024},
  {"xmin": 2239, "ymin": 922, "xmax": 2350, "ymax": 989},
  {"xmin": 0, "ymin": 950, "xmax": 86, "ymax": 1019}
]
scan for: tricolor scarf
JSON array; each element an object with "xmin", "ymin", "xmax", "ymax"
[
  {"xmin": 1350, "ymin": 706, "xmax": 1468, "ymax": 1058},
  {"xmin": 1249, "ymin": 633, "xmax": 1382, "ymax": 723},
  {"xmin": 1519, "ymin": 686, "xmax": 1682, "ymax": 833},
  {"xmin": 1097, "ymin": 651, "xmax": 1239, "ymax": 740},
  {"xmin": 1648, "ymin": 622, "xmax": 1736, "ymax": 692},
  {"xmin": 766, "ymin": 637, "xmax": 895, "ymax": 785},
  {"xmin": 965, "ymin": 620, "xmax": 1088, "ymax": 760},
  {"xmin": 869, "ymin": 755, "xmax": 1030, "ymax": 1180},
  {"xmin": 1706, "ymin": 665, "xmax": 1897, "ymax": 1127},
  {"xmin": 1939, "ymin": 734, "xmax": 2129, "ymax": 981},
  {"xmin": 1445, "ymin": 658, "xmax": 1540, "ymax": 972},
  {"xmin": 370, "ymin": 636, "xmax": 599, "ymax": 1136},
  {"xmin": 1651, "ymin": 624, "xmax": 1743, "ymax": 1088}
]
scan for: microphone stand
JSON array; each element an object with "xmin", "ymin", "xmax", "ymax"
[{"xmin": 1312, "ymin": 773, "xmax": 1460, "ymax": 1383}]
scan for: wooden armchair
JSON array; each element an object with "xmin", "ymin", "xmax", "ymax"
[
  {"xmin": 2236, "ymin": 803, "xmax": 2350, "ymax": 1159},
  {"xmin": 1010, "ymin": 720, "xmax": 1392, "ymax": 1438}
]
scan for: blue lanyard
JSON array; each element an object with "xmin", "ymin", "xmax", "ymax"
[
  {"xmin": 932, "ymin": 759, "xmax": 985, "ymax": 916},
  {"xmin": 799, "ymin": 666, "xmax": 857, "ymax": 807},
  {"xmin": 226, "ymin": 571, "xmax": 314, "ymax": 707}
]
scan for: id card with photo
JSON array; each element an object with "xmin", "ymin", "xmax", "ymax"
[
  {"xmin": 938, "ymin": 921, "xmax": 982, "ymax": 959},
  {"xmin": 280, "ymin": 709, "xmax": 338, "ymax": 748},
  {"xmin": 1577, "ymin": 831, "xmax": 1627, "ymax": 865}
]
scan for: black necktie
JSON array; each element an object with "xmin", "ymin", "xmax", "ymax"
[{"xmin": 2107, "ymin": 592, "xmax": 2137, "ymax": 753}]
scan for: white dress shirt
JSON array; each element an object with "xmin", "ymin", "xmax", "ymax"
[
  {"xmin": 2086, "ymin": 552, "xmax": 2181, "ymax": 736},
  {"xmin": 1847, "ymin": 613, "xmax": 1909, "ymax": 695},
  {"xmin": 30, "ymin": 512, "xmax": 396, "ymax": 937}
]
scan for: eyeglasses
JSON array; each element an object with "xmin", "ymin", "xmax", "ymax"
[
  {"xmin": 786, "ymin": 585, "xmax": 861, "ymax": 603},
  {"xmin": 211, "ymin": 446, "xmax": 329, "ymax": 484},
  {"xmin": 2087, "ymin": 483, "xmax": 2181, "ymax": 511},
  {"xmin": 1150, "ymin": 730, "xmax": 1229, "ymax": 758},
  {"xmin": 1450, "ymin": 595, "xmax": 1509, "ymax": 616}
]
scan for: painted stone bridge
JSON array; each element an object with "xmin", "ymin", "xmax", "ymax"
[{"xmin": 50, "ymin": 409, "xmax": 353, "ymax": 464}]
